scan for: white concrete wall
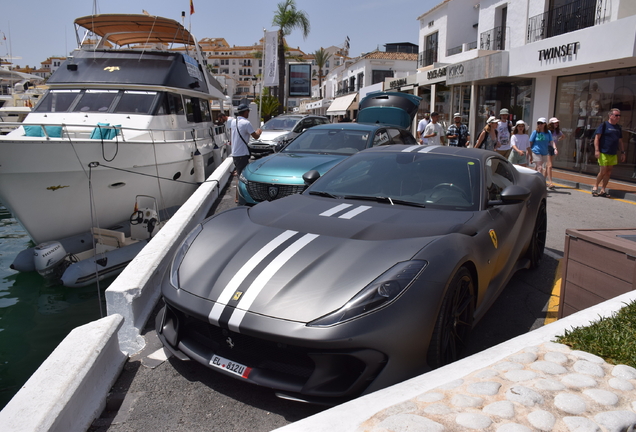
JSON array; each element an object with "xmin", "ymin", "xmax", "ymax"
[
  {"xmin": 106, "ymin": 157, "xmax": 234, "ymax": 355},
  {"xmin": 0, "ymin": 314, "xmax": 126, "ymax": 432}
]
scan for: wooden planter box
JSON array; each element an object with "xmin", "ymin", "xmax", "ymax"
[{"xmin": 558, "ymin": 228, "xmax": 636, "ymax": 318}]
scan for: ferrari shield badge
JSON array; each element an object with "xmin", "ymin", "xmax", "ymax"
[
  {"xmin": 232, "ymin": 291, "xmax": 243, "ymax": 301},
  {"xmin": 489, "ymin": 229, "xmax": 498, "ymax": 249}
]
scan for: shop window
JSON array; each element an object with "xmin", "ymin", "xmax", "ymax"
[{"xmin": 553, "ymin": 67, "xmax": 636, "ymax": 181}]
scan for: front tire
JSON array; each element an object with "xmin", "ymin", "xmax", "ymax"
[{"xmin": 427, "ymin": 267, "xmax": 475, "ymax": 369}]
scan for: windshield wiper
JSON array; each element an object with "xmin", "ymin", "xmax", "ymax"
[
  {"xmin": 308, "ymin": 191, "xmax": 339, "ymax": 199},
  {"xmin": 343, "ymin": 195, "xmax": 426, "ymax": 208}
]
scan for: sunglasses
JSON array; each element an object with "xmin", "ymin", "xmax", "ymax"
[
  {"xmin": 612, "ymin": 114, "xmax": 621, "ymax": 117},
  {"xmin": 537, "ymin": 122, "xmax": 545, "ymax": 124}
]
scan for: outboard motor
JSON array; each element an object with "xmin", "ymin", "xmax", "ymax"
[{"xmin": 33, "ymin": 241, "xmax": 69, "ymax": 281}]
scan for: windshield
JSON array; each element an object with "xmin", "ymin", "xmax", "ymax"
[
  {"xmin": 306, "ymin": 152, "xmax": 481, "ymax": 210},
  {"xmin": 262, "ymin": 117, "xmax": 301, "ymax": 131},
  {"xmin": 283, "ymin": 128, "xmax": 371, "ymax": 155}
]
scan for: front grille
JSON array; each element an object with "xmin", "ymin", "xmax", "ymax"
[
  {"xmin": 183, "ymin": 312, "xmax": 315, "ymax": 379},
  {"xmin": 246, "ymin": 181, "xmax": 305, "ymax": 202}
]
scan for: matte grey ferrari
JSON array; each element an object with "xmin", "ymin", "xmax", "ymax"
[{"xmin": 156, "ymin": 144, "xmax": 547, "ymax": 403}]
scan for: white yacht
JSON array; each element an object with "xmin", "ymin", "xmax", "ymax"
[{"xmin": 0, "ymin": 14, "xmax": 230, "ymax": 245}]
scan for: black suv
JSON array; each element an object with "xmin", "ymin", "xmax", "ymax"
[{"xmin": 248, "ymin": 114, "xmax": 330, "ymax": 156}]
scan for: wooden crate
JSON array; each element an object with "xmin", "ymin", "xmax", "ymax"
[{"xmin": 558, "ymin": 228, "xmax": 636, "ymax": 318}]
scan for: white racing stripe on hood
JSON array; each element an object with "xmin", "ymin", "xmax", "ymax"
[
  {"xmin": 402, "ymin": 145, "xmax": 420, "ymax": 152},
  {"xmin": 319, "ymin": 203, "xmax": 352, "ymax": 217},
  {"xmin": 418, "ymin": 145, "xmax": 441, "ymax": 153},
  {"xmin": 208, "ymin": 229, "xmax": 298, "ymax": 326},
  {"xmin": 339, "ymin": 205, "xmax": 371, "ymax": 219},
  {"xmin": 227, "ymin": 233, "xmax": 320, "ymax": 332}
]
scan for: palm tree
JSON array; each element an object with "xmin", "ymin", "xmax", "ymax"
[
  {"xmin": 313, "ymin": 48, "xmax": 331, "ymax": 99},
  {"xmin": 255, "ymin": 88, "xmax": 280, "ymax": 122},
  {"xmin": 272, "ymin": 0, "xmax": 310, "ymax": 114}
]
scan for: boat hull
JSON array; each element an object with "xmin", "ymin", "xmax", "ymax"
[{"xmin": 0, "ymin": 137, "xmax": 226, "ymax": 244}]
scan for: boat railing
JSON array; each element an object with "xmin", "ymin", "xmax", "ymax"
[{"xmin": 0, "ymin": 122, "xmax": 230, "ymax": 146}]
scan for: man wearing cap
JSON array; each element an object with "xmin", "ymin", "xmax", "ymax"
[
  {"xmin": 423, "ymin": 112, "xmax": 445, "ymax": 146},
  {"xmin": 229, "ymin": 103, "xmax": 262, "ymax": 202},
  {"xmin": 496, "ymin": 108, "xmax": 513, "ymax": 158},
  {"xmin": 446, "ymin": 113, "xmax": 470, "ymax": 147}
]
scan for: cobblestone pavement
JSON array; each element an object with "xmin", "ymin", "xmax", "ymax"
[{"xmin": 361, "ymin": 342, "xmax": 636, "ymax": 432}]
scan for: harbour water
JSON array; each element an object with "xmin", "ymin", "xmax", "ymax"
[{"xmin": 0, "ymin": 203, "xmax": 105, "ymax": 409}]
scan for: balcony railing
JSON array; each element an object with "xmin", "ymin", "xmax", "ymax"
[
  {"xmin": 480, "ymin": 26, "xmax": 507, "ymax": 51},
  {"xmin": 447, "ymin": 45, "xmax": 463, "ymax": 56},
  {"xmin": 466, "ymin": 41, "xmax": 478, "ymax": 51},
  {"xmin": 527, "ymin": 0, "xmax": 603, "ymax": 43},
  {"xmin": 418, "ymin": 48, "xmax": 438, "ymax": 67}
]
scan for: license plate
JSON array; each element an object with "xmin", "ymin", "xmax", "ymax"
[{"xmin": 209, "ymin": 354, "xmax": 252, "ymax": 379}]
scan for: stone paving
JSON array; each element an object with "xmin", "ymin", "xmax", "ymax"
[{"xmin": 360, "ymin": 342, "xmax": 636, "ymax": 432}]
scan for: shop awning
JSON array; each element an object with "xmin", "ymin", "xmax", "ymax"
[{"xmin": 326, "ymin": 93, "xmax": 358, "ymax": 115}]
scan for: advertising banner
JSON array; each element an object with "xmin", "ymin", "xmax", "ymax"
[
  {"xmin": 264, "ymin": 31, "xmax": 278, "ymax": 87},
  {"xmin": 288, "ymin": 63, "xmax": 311, "ymax": 97}
]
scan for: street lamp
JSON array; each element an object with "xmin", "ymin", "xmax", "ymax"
[{"xmin": 251, "ymin": 76, "xmax": 257, "ymax": 100}]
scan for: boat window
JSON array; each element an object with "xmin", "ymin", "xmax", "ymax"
[
  {"xmin": 33, "ymin": 90, "xmax": 81, "ymax": 113},
  {"xmin": 199, "ymin": 99, "xmax": 211, "ymax": 122},
  {"xmin": 72, "ymin": 90, "xmax": 119, "ymax": 113},
  {"xmin": 166, "ymin": 93, "xmax": 184, "ymax": 115},
  {"xmin": 114, "ymin": 91, "xmax": 157, "ymax": 114},
  {"xmin": 184, "ymin": 96, "xmax": 206, "ymax": 123}
]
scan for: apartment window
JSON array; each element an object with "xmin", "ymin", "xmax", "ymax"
[
  {"xmin": 422, "ymin": 32, "xmax": 438, "ymax": 67},
  {"xmin": 371, "ymin": 70, "xmax": 393, "ymax": 84}
]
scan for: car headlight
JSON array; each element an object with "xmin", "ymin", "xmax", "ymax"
[
  {"xmin": 239, "ymin": 172, "xmax": 248, "ymax": 184},
  {"xmin": 308, "ymin": 260, "xmax": 428, "ymax": 327},
  {"xmin": 169, "ymin": 224, "xmax": 203, "ymax": 288}
]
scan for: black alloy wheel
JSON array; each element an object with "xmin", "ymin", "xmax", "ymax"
[
  {"xmin": 427, "ymin": 267, "xmax": 475, "ymax": 369},
  {"xmin": 527, "ymin": 201, "xmax": 547, "ymax": 269}
]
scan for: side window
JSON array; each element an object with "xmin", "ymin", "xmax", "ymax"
[
  {"xmin": 386, "ymin": 128, "xmax": 405, "ymax": 144},
  {"xmin": 401, "ymin": 129, "xmax": 418, "ymax": 144},
  {"xmin": 486, "ymin": 158, "xmax": 515, "ymax": 201},
  {"xmin": 167, "ymin": 93, "xmax": 184, "ymax": 115},
  {"xmin": 373, "ymin": 130, "xmax": 391, "ymax": 146}
]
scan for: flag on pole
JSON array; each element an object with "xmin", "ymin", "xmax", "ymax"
[
  {"xmin": 263, "ymin": 30, "xmax": 278, "ymax": 87},
  {"xmin": 190, "ymin": 0, "xmax": 195, "ymax": 15}
]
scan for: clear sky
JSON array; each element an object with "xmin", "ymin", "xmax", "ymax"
[{"xmin": 1, "ymin": 0, "xmax": 440, "ymax": 69}]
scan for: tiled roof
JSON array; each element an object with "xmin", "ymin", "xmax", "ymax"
[{"xmin": 361, "ymin": 51, "xmax": 418, "ymax": 61}]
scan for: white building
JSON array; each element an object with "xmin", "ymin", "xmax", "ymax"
[
  {"xmin": 412, "ymin": 0, "xmax": 636, "ymax": 182},
  {"xmin": 306, "ymin": 47, "xmax": 418, "ymax": 120}
]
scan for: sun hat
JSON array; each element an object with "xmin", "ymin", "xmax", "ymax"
[
  {"xmin": 453, "ymin": 112, "xmax": 461, "ymax": 118},
  {"xmin": 236, "ymin": 103, "xmax": 250, "ymax": 113},
  {"xmin": 487, "ymin": 116, "xmax": 498, "ymax": 124},
  {"xmin": 515, "ymin": 120, "xmax": 526, "ymax": 127},
  {"xmin": 537, "ymin": 117, "xmax": 547, "ymax": 123},
  {"xmin": 549, "ymin": 117, "xmax": 560, "ymax": 124},
  {"xmin": 499, "ymin": 108, "xmax": 509, "ymax": 115}
]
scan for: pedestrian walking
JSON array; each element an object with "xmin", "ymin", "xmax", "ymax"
[
  {"xmin": 496, "ymin": 108, "xmax": 513, "ymax": 158},
  {"xmin": 417, "ymin": 112, "xmax": 430, "ymax": 144},
  {"xmin": 546, "ymin": 117, "xmax": 563, "ymax": 189},
  {"xmin": 474, "ymin": 116, "xmax": 499, "ymax": 151},
  {"xmin": 423, "ymin": 112, "xmax": 445, "ymax": 146},
  {"xmin": 230, "ymin": 103, "xmax": 262, "ymax": 202},
  {"xmin": 446, "ymin": 113, "xmax": 470, "ymax": 147},
  {"xmin": 508, "ymin": 120, "xmax": 531, "ymax": 166},
  {"xmin": 529, "ymin": 117, "xmax": 554, "ymax": 180},
  {"xmin": 591, "ymin": 108, "xmax": 626, "ymax": 197}
]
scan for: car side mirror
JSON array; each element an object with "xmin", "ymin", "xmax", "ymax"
[
  {"xmin": 488, "ymin": 184, "xmax": 531, "ymax": 206},
  {"xmin": 303, "ymin": 170, "xmax": 321, "ymax": 185}
]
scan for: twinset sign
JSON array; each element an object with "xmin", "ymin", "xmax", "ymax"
[{"xmin": 538, "ymin": 42, "xmax": 579, "ymax": 61}]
